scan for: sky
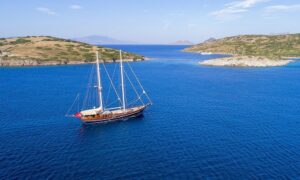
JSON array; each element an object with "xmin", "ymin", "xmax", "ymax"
[{"xmin": 1, "ymin": 0, "xmax": 300, "ymax": 44}]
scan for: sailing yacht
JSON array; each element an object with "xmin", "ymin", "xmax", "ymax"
[{"xmin": 71, "ymin": 50, "xmax": 151, "ymax": 123}]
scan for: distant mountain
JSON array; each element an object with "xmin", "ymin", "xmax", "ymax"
[
  {"xmin": 72, "ymin": 35, "xmax": 137, "ymax": 45},
  {"xmin": 203, "ymin": 37, "xmax": 216, "ymax": 43},
  {"xmin": 170, "ymin": 40, "xmax": 194, "ymax": 45}
]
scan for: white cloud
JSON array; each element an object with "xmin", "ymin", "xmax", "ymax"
[
  {"xmin": 265, "ymin": 4, "xmax": 300, "ymax": 13},
  {"xmin": 70, "ymin": 5, "xmax": 82, "ymax": 10},
  {"xmin": 211, "ymin": 0, "xmax": 269, "ymax": 20},
  {"xmin": 36, "ymin": 7, "xmax": 57, "ymax": 16}
]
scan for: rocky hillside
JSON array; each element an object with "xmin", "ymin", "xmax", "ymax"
[
  {"xmin": 185, "ymin": 34, "xmax": 300, "ymax": 59},
  {"xmin": 0, "ymin": 36, "xmax": 144, "ymax": 66}
]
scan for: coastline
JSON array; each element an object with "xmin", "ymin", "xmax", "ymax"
[
  {"xmin": 199, "ymin": 56, "xmax": 294, "ymax": 67},
  {"xmin": 0, "ymin": 36, "xmax": 146, "ymax": 67},
  {"xmin": 0, "ymin": 58, "xmax": 145, "ymax": 67}
]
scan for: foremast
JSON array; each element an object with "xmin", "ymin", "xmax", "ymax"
[
  {"xmin": 119, "ymin": 50, "xmax": 126, "ymax": 110},
  {"xmin": 96, "ymin": 51, "xmax": 104, "ymax": 111}
]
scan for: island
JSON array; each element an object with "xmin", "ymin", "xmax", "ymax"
[
  {"xmin": 0, "ymin": 36, "xmax": 144, "ymax": 67},
  {"xmin": 184, "ymin": 34, "xmax": 300, "ymax": 67}
]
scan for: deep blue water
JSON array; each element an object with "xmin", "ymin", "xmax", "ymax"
[{"xmin": 1, "ymin": 45, "xmax": 300, "ymax": 179}]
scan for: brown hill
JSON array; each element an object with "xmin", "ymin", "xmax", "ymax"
[
  {"xmin": 184, "ymin": 34, "xmax": 300, "ymax": 59},
  {"xmin": 0, "ymin": 36, "xmax": 144, "ymax": 66}
]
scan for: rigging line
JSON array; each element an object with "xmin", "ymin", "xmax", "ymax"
[
  {"xmin": 105, "ymin": 99, "xmax": 120, "ymax": 108},
  {"xmin": 103, "ymin": 62, "xmax": 122, "ymax": 105},
  {"xmin": 85, "ymin": 73, "xmax": 93, "ymax": 109},
  {"xmin": 130, "ymin": 94, "xmax": 144, "ymax": 105},
  {"xmin": 65, "ymin": 93, "xmax": 80, "ymax": 116},
  {"xmin": 124, "ymin": 69, "xmax": 144, "ymax": 105},
  {"xmin": 83, "ymin": 64, "xmax": 95, "ymax": 109},
  {"xmin": 103, "ymin": 63, "xmax": 119, "ymax": 105},
  {"xmin": 77, "ymin": 94, "xmax": 80, "ymax": 112},
  {"xmin": 127, "ymin": 93, "xmax": 145, "ymax": 107},
  {"xmin": 102, "ymin": 64, "xmax": 113, "ymax": 106},
  {"xmin": 126, "ymin": 62, "xmax": 153, "ymax": 104},
  {"xmin": 92, "ymin": 66, "xmax": 98, "ymax": 108},
  {"xmin": 89, "ymin": 67, "xmax": 97, "ymax": 109},
  {"xmin": 108, "ymin": 63, "xmax": 118, "ymax": 105},
  {"xmin": 111, "ymin": 62, "xmax": 117, "ymax": 81},
  {"xmin": 112, "ymin": 63, "xmax": 118, "ymax": 105},
  {"xmin": 105, "ymin": 78, "xmax": 112, "ymax": 106},
  {"xmin": 112, "ymin": 63, "xmax": 118, "ymax": 96}
]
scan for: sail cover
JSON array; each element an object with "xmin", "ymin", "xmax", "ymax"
[{"xmin": 80, "ymin": 107, "xmax": 102, "ymax": 116}]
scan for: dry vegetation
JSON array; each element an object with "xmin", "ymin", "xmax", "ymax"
[
  {"xmin": 0, "ymin": 36, "xmax": 144, "ymax": 66},
  {"xmin": 185, "ymin": 34, "xmax": 300, "ymax": 59}
]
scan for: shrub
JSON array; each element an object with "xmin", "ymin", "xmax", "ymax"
[
  {"xmin": 79, "ymin": 48, "xmax": 90, "ymax": 52},
  {"xmin": 10, "ymin": 38, "xmax": 31, "ymax": 45},
  {"xmin": 42, "ymin": 38, "xmax": 53, "ymax": 41},
  {"xmin": 66, "ymin": 44, "xmax": 75, "ymax": 47},
  {"xmin": 3, "ymin": 55, "xmax": 8, "ymax": 60},
  {"xmin": 83, "ymin": 53, "xmax": 94, "ymax": 62},
  {"xmin": 43, "ymin": 47, "xmax": 52, "ymax": 51},
  {"xmin": 58, "ymin": 52, "xmax": 68, "ymax": 56}
]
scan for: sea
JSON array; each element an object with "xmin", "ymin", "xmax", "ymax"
[{"xmin": 0, "ymin": 45, "xmax": 300, "ymax": 179}]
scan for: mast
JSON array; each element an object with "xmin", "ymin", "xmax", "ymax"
[
  {"xmin": 96, "ymin": 51, "xmax": 104, "ymax": 111},
  {"xmin": 119, "ymin": 50, "xmax": 126, "ymax": 110}
]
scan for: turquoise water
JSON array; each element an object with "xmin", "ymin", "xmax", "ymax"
[{"xmin": 0, "ymin": 45, "xmax": 300, "ymax": 179}]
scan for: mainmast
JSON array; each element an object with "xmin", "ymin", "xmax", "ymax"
[
  {"xmin": 119, "ymin": 50, "xmax": 126, "ymax": 110},
  {"xmin": 96, "ymin": 51, "xmax": 104, "ymax": 111}
]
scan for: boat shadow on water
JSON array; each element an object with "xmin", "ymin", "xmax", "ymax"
[{"xmin": 77, "ymin": 114, "xmax": 145, "ymax": 136}]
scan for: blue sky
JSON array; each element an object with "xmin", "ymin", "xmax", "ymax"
[{"xmin": 1, "ymin": 0, "xmax": 300, "ymax": 43}]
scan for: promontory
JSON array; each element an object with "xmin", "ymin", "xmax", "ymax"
[
  {"xmin": 0, "ymin": 36, "xmax": 144, "ymax": 67},
  {"xmin": 184, "ymin": 34, "xmax": 300, "ymax": 67}
]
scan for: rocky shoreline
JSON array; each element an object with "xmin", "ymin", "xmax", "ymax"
[
  {"xmin": 199, "ymin": 56, "xmax": 293, "ymax": 67},
  {"xmin": 0, "ymin": 58, "xmax": 144, "ymax": 67}
]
